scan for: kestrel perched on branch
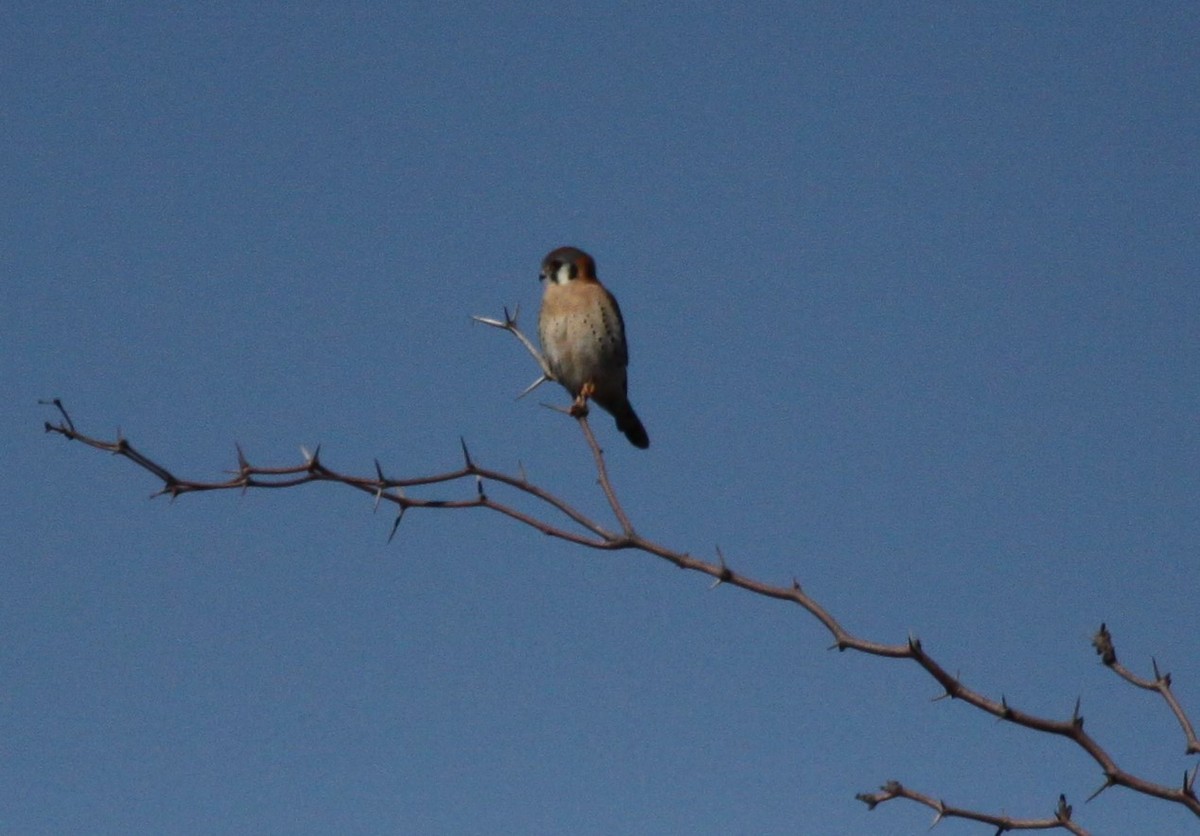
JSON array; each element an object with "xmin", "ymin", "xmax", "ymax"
[{"xmin": 538, "ymin": 246, "xmax": 650, "ymax": 449}]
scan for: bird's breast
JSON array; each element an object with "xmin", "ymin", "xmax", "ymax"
[{"xmin": 539, "ymin": 286, "xmax": 624, "ymax": 395}]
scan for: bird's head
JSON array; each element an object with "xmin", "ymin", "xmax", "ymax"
[{"xmin": 540, "ymin": 246, "xmax": 597, "ymax": 285}]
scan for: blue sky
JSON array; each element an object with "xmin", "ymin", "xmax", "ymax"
[{"xmin": 5, "ymin": 4, "xmax": 1199, "ymax": 834}]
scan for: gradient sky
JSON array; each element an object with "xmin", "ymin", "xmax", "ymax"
[{"xmin": 5, "ymin": 4, "xmax": 1199, "ymax": 834}]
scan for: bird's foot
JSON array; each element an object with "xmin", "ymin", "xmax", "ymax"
[{"xmin": 569, "ymin": 382, "xmax": 595, "ymax": 417}]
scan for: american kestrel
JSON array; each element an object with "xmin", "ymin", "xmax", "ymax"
[{"xmin": 538, "ymin": 246, "xmax": 650, "ymax": 449}]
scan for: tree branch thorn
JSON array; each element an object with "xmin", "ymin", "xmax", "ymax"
[
  {"xmin": 540, "ymin": 401, "xmax": 573, "ymax": 417},
  {"xmin": 707, "ymin": 546, "xmax": 731, "ymax": 589},
  {"xmin": 929, "ymin": 805, "xmax": 946, "ymax": 827},
  {"xmin": 301, "ymin": 444, "xmax": 324, "ymax": 470},
  {"xmin": 517, "ymin": 374, "xmax": 549, "ymax": 399},
  {"xmin": 387, "ymin": 507, "xmax": 406, "ymax": 543},
  {"xmin": 1086, "ymin": 777, "xmax": 1114, "ymax": 803}
]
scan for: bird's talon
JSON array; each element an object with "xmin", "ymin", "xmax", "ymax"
[{"xmin": 570, "ymin": 381, "xmax": 595, "ymax": 416}]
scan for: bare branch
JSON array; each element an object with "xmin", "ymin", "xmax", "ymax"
[
  {"xmin": 857, "ymin": 781, "xmax": 1089, "ymax": 834},
  {"xmin": 43, "ymin": 402, "xmax": 619, "ymax": 548},
  {"xmin": 1093, "ymin": 623, "xmax": 1200, "ymax": 755},
  {"xmin": 39, "ymin": 398, "xmax": 76, "ymax": 433},
  {"xmin": 43, "ymin": 302, "xmax": 1200, "ymax": 827},
  {"xmin": 42, "ymin": 398, "xmax": 1200, "ymax": 823},
  {"xmin": 472, "ymin": 304, "xmax": 554, "ymax": 387},
  {"xmin": 575, "ymin": 413, "xmax": 636, "ymax": 537}
]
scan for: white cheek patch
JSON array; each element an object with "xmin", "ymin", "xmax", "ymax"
[{"xmin": 554, "ymin": 264, "xmax": 573, "ymax": 285}]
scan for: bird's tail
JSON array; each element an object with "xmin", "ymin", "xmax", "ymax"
[{"xmin": 613, "ymin": 403, "xmax": 650, "ymax": 449}]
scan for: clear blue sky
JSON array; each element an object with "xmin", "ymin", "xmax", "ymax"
[{"xmin": 5, "ymin": 4, "xmax": 1198, "ymax": 834}]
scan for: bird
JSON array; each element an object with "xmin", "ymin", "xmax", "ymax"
[{"xmin": 538, "ymin": 246, "xmax": 650, "ymax": 449}]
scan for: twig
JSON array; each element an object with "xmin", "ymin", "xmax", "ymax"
[
  {"xmin": 472, "ymin": 304, "xmax": 554, "ymax": 393},
  {"xmin": 1093, "ymin": 623, "xmax": 1200, "ymax": 755},
  {"xmin": 43, "ymin": 402, "xmax": 619, "ymax": 548},
  {"xmin": 575, "ymin": 413, "xmax": 636, "ymax": 537},
  {"xmin": 857, "ymin": 781, "xmax": 1088, "ymax": 834}
]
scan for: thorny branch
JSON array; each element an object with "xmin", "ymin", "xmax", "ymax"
[
  {"xmin": 472, "ymin": 305, "xmax": 553, "ymax": 399},
  {"xmin": 856, "ymin": 782, "xmax": 1087, "ymax": 835},
  {"xmin": 39, "ymin": 312, "xmax": 1200, "ymax": 830},
  {"xmin": 1093, "ymin": 623, "xmax": 1200, "ymax": 756}
]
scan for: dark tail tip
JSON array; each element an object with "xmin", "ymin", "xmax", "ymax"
[{"xmin": 618, "ymin": 410, "xmax": 650, "ymax": 449}]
